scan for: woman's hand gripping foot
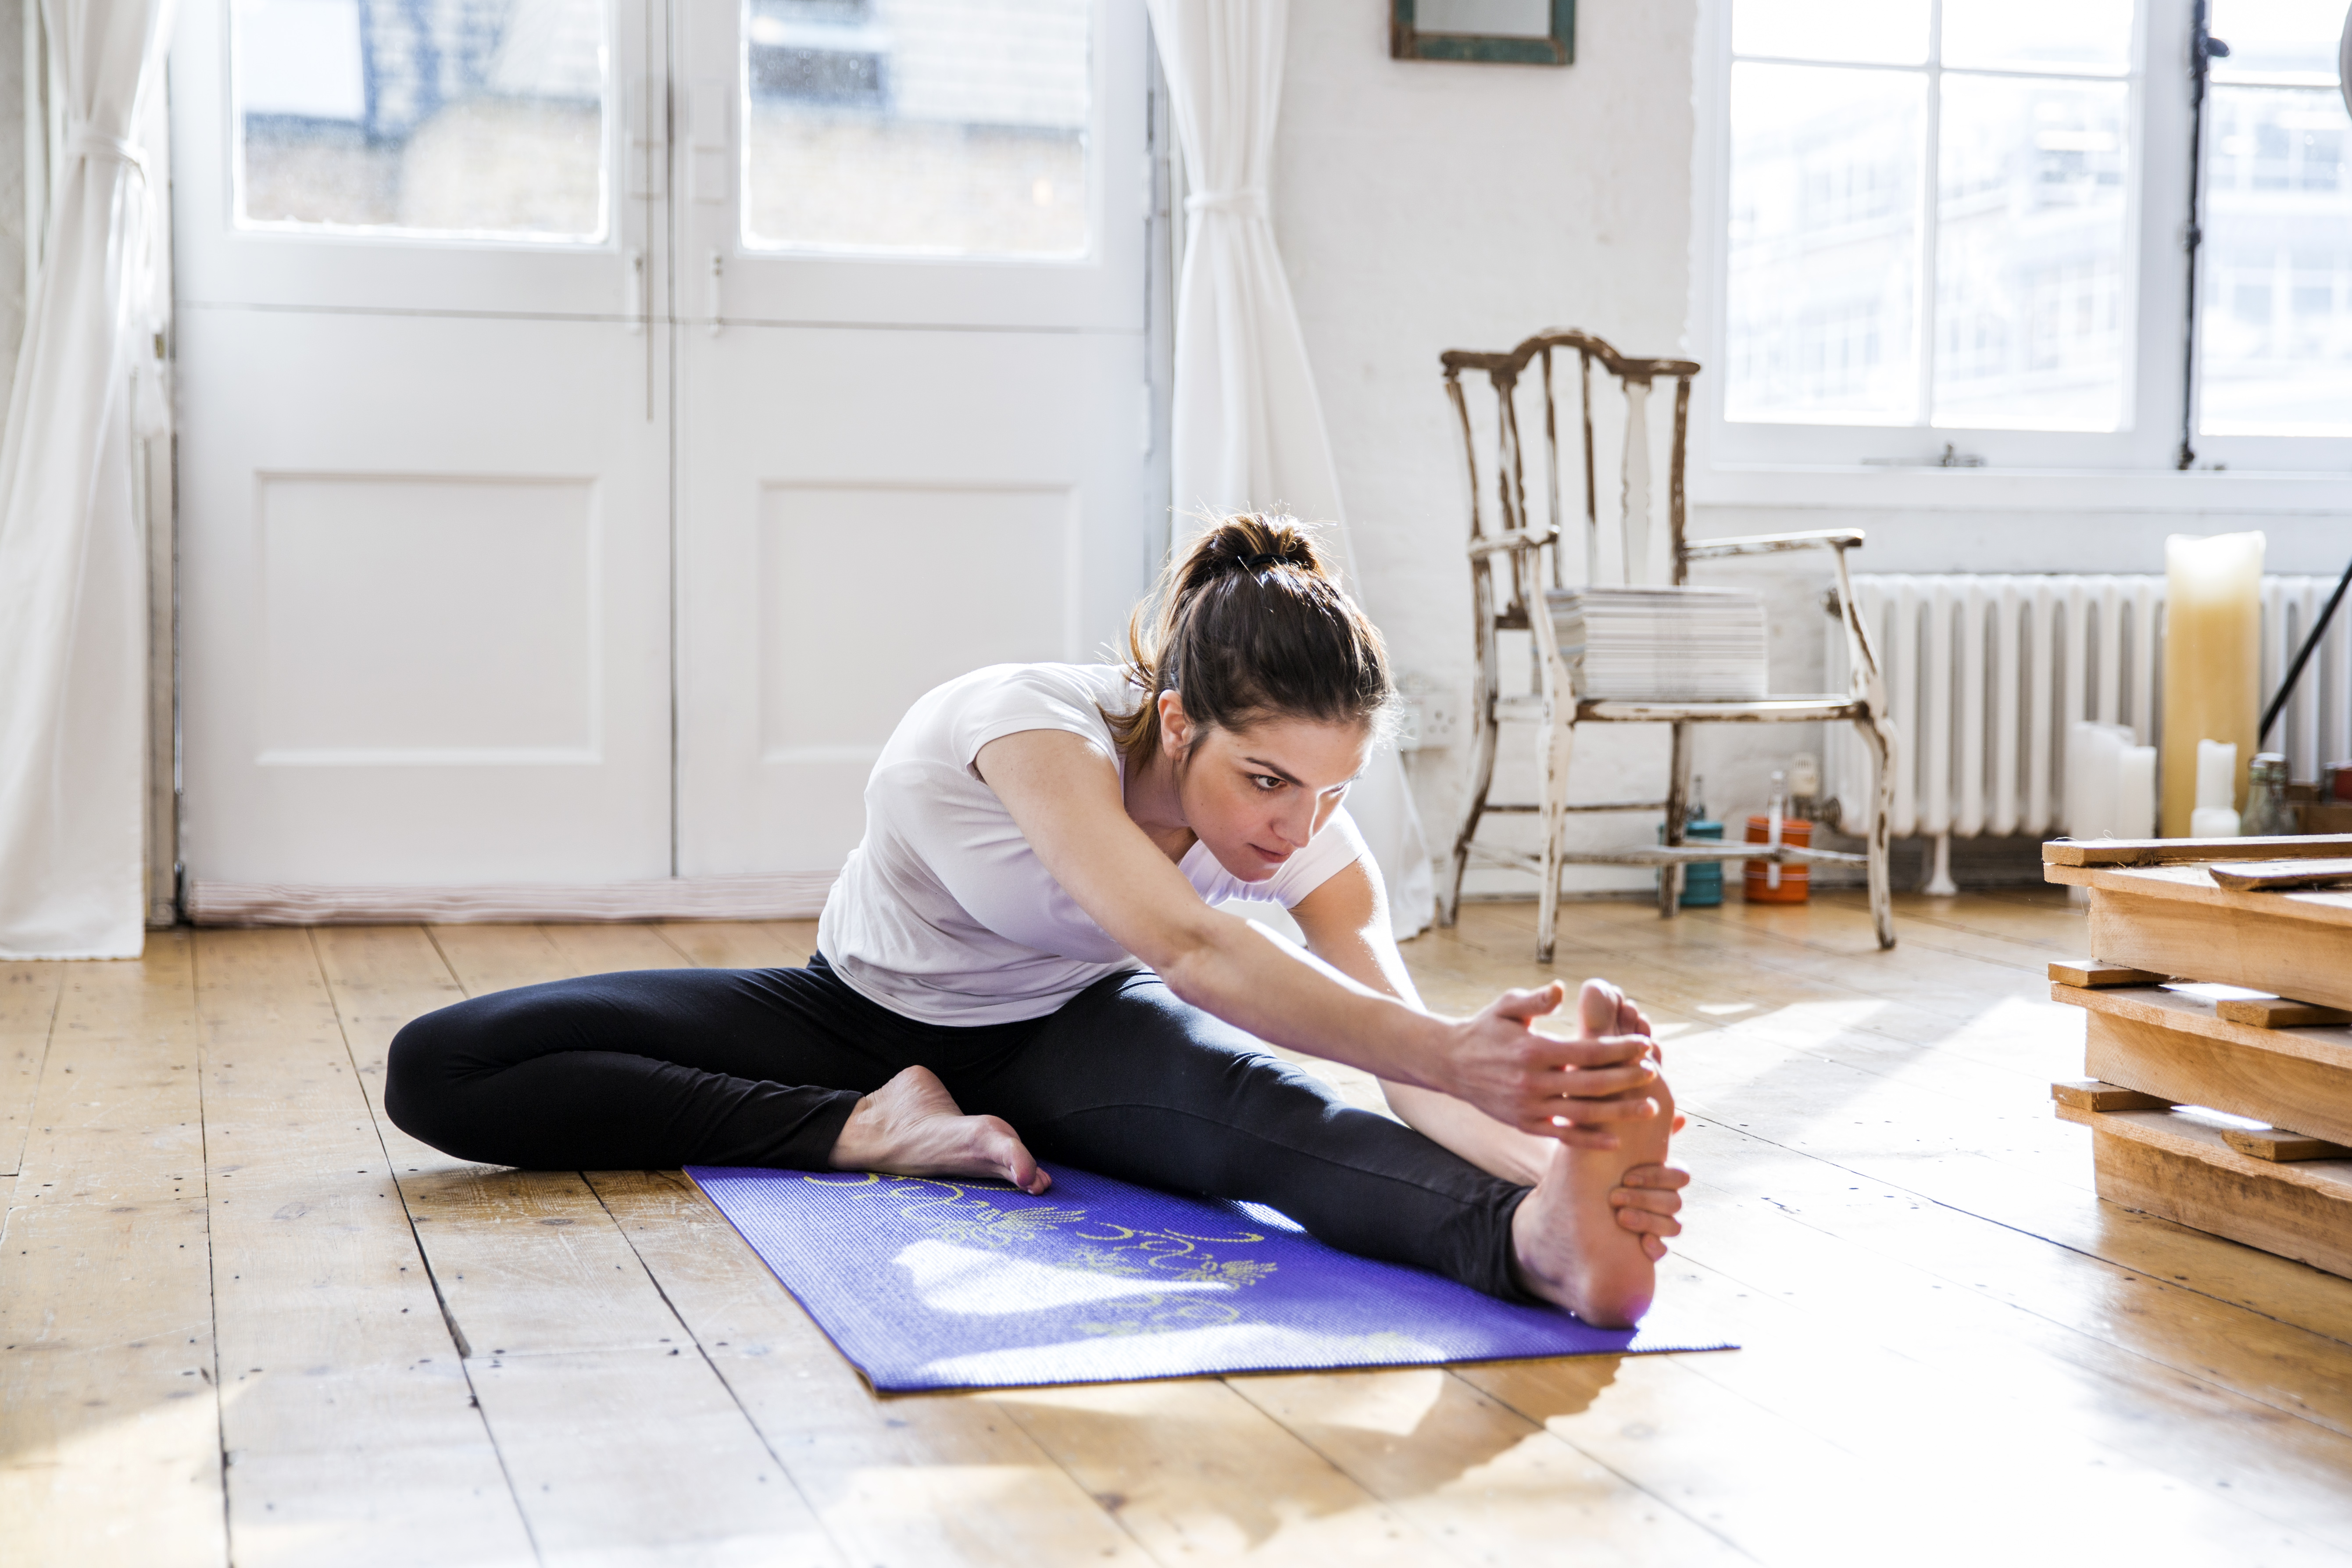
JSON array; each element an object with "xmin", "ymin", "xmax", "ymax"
[
  {"xmin": 1510, "ymin": 979, "xmax": 1687, "ymax": 1327},
  {"xmin": 828, "ymin": 1065, "xmax": 1052, "ymax": 1195}
]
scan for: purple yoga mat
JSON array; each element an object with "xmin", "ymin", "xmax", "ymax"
[{"xmin": 686, "ymin": 1163, "xmax": 1733, "ymax": 1393}]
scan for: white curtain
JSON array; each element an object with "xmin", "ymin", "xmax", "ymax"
[
  {"xmin": 1144, "ymin": 0, "xmax": 1435, "ymax": 938},
  {"xmin": 0, "ymin": 0, "xmax": 176, "ymax": 959}
]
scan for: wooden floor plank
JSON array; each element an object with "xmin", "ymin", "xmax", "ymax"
[
  {"xmin": 994, "ymin": 1379, "xmax": 1461, "ymax": 1566},
  {"xmin": 1226, "ymin": 1367, "xmax": 1750, "ymax": 1567},
  {"xmin": 470, "ymin": 1347, "xmax": 844, "ymax": 1567},
  {"xmin": 653, "ymin": 921, "xmax": 808, "ymax": 970},
  {"xmin": 1440, "ymin": 907, "xmax": 2352, "ymax": 1345},
  {"xmin": 313, "ymin": 923, "xmax": 847, "ymax": 1564},
  {"xmin": 0, "ymin": 936, "xmax": 225, "ymax": 1568},
  {"xmin": 1669, "ymin": 1163, "xmax": 2352, "ymax": 1544},
  {"xmin": 26, "ymin": 893, "xmax": 2352, "ymax": 1564},
  {"xmin": 536, "ymin": 922, "xmax": 694, "ymax": 976},
  {"xmin": 590, "ymin": 1168, "xmax": 1154, "ymax": 1568},
  {"xmin": 425, "ymin": 922, "xmax": 579, "ymax": 996},
  {"xmin": 0, "ymin": 960, "xmax": 65, "ymax": 1176},
  {"xmin": 192, "ymin": 928, "xmax": 537, "ymax": 1568}
]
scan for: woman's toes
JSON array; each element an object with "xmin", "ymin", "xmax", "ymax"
[{"xmin": 1578, "ymin": 979, "xmax": 1623, "ymax": 1038}]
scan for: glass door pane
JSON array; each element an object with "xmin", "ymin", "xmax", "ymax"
[
  {"xmin": 235, "ymin": 0, "xmax": 611, "ymax": 242},
  {"xmin": 742, "ymin": 0, "xmax": 1090, "ymax": 257}
]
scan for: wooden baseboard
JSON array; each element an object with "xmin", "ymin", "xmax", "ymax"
[
  {"xmin": 2056, "ymin": 1101, "xmax": 2352, "ymax": 1280},
  {"xmin": 185, "ymin": 872, "xmax": 840, "ymax": 926}
]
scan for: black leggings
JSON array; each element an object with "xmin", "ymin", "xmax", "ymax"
[{"xmin": 385, "ymin": 957, "xmax": 1533, "ymax": 1300}]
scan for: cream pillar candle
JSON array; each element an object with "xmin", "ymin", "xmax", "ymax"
[
  {"xmin": 2189, "ymin": 738, "xmax": 2241, "ymax": 838},
  {"xmin": 2115, "ymin": 745, "xmax": 2157, "ymax": 838},
  {"xmin": 2161, "ymin": 532, "xmax": 2264, "ymax": 835}
]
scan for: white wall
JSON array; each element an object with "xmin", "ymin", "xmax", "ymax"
[{"xmin": 1276, "ymin": 2, "xmax": 1706, "ymax": 893}]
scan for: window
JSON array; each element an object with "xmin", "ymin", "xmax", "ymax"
[
  {"xmin": 1705, "ymin": 0, "xmax": 2352, "ymax": 471},
  {"xmin": 232, "ymin": 0, "xmax": 610, "ymax": 243},
  {"xmin": 740, "ymin": 0, "xmax": 1093, "ymax": 258},
  {"xmin": 2199, "ymin": 0, "xmax": 2352, "ymax": 435}
]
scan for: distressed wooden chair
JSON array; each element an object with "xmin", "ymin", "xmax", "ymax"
[{"xmin": 1437, "ymin": 329, "xmax": 1897, "ymax": 961}]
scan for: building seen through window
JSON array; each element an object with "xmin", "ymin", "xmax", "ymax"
[
  {"xmin": 1724, "ymin": 0, "xmax": 2133, "ymax": 434},
  {"xmin": 234, "ymin": 0, "xmax": 608, "ymax": 241},
  {"xmin": 2200, "ymin": 0, "xmax": 2352, "ymax": 435},
  {"xmin": 742, "ymin": 0, "xmax": 1092, "ymax": 258}
]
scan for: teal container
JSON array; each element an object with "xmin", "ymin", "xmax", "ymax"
[{"xmin": 1659, "ymin": 819, "xmax": 1725, "ymax": 907}]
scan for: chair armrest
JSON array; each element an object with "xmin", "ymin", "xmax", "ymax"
[
  {"xmin": 1682, "ymin": 529, "xmax": 1865, "ymax": 561},
  {"xmin": 1468, "ymin": 525, "xmax": 1558, "ymax": 559}
]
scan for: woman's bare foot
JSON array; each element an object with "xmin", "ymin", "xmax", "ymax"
[
  {"xmin": 828, "ymin": 1066, "xmax": 1051, "ymax": 1194},
  {"xmin": 1509, "ymin": 979, "xmax": 1676, "ymax": 1327}
]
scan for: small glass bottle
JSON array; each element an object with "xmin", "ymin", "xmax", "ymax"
[{"xmin": 2241, "ymin": 752, "xmax": 2294, "ymax": 838}]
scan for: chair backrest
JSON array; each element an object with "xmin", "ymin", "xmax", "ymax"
[{"xmin": 1440, "ymin": 330, "xmax": 1700, "ymax": 621}]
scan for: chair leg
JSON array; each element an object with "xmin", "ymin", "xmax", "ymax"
[
  {"xmin": 1856, "ymin": 712, "xmax": 1898, "ymax": 950},
  {"xmin": 1442, "ymin": 692, "xmax": 1501, "ymax": 929},
  {"xmin": 1536, "ymin": 716, "xmax": 1576, "ymax": 966},
  {"xmin": 1659, "ymin": 721, "xmax": 1691, "ymax": 919}
]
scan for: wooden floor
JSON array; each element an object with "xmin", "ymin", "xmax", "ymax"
[{"xmin": 7, "ymin": 893, "xmax": 2352, "ymax": 1566}]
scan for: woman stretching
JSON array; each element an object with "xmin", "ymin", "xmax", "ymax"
[{"xmin": 387, "ymin": 516, "xmax": 1686, "ymax": 1326}]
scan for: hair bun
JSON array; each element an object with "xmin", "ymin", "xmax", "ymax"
[{"xmin": 1196, "ymin": 512, "xmax": 1328, "ymax": 582}]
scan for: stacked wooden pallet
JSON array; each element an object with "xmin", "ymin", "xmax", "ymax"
[{"xmin": 2045, "ymin": 834, "xmax": 2352, "ymax": 1279}]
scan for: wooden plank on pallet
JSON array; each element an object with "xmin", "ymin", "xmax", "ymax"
[
  {"xmin": 2052, "ymin": 982, "xmax": 2352, "ymax": 1068},
  {"xmin": 2080, "ymin": 878, "xmax": 2352, "ymax": 1011},
  {"xmin": 2050, "ymin": 958, "xmax": 2170, "ymax": 988},
  {"xmin": 2052, "ymin": 1079, "xmax": 2176, "ymax": 1112},
  {"xmin": 0, "ymin": 937, "xmax": 227, "ymax": 1568},
  {"xmin": 2222, "ymin": 1128, "xmax": 2352, "ymax": 1162},
  {"xmin": 2057, "ymin": 1102, "xmax": 2352, "ymax": 1279},
  {"xmin": 2045, "ymin": 834, "xmax": 2352, "ymax": 867},
  {"xmin": 2057, "ymin": 995, "xmax": 2352, "ymax": 1148},
  {"xmin": 193, "ymin": 928, "xmax": 537, "ymax": 1568},
  {"xmin": 2217, "ymin": 996, "xmax": 2352, "ymax": 1029},
  {"xmin": 587, "ymin": 1168, "xmax": 1154, "ymax": 1568},
  {"xmin": 2208, "ymin": 858, "xmax": 2352, "ymax": 892}
]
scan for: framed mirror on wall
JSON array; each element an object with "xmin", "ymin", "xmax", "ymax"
[{"xmin": 1390, "ymin": 0, "xmax": 1574, "ymax": 64}]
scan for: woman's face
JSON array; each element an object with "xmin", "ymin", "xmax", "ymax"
[{"xmin": 1161, "ymin": 695, "xmax": 1372, "ymax": 882}]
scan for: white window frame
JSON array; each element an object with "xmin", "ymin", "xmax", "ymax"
[{"xmin": 1690, "ymin": 0, "xmax": 2352, "ymax": 514}]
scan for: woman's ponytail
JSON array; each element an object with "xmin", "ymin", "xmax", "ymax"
[{"xmin": 1106, "ymin": 512, "xmax": 1395, "ymax": 768}]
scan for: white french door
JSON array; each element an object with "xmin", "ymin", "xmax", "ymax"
[
  {"xmin": 175, "ymin": 0, "xmax": 1153, "ymax": 908},
  {"xmin": 671, "ymin": 0, "xmax": 1151, "ymax": 876}
]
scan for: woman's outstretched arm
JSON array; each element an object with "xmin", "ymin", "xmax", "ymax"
[{"xmin": 975, "ymin": 729, "xmax": 1656, "ymax": 1148}]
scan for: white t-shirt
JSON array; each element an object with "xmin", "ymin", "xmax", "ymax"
[{"xmin": 817, "ymin": 662, "xmax": 1370, "ymax": 1025}]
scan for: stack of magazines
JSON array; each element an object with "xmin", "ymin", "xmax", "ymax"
[{"xmin": 1545, "ymin": 586, "xmax": 1770, "ymax": 701}]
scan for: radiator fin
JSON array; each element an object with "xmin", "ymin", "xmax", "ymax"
[{"xmin": 1828, "ymin": 574, "xmax": 2352, "ymax": 839}]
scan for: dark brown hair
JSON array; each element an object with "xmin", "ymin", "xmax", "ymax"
[{"xmin": 1107, "ymin": 513, "xmax": 1396, "ymax": 770}]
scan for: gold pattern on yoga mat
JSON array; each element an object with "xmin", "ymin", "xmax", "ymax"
[{"xmin": 799, "ymin": 1171, "xmax": 1282, "ymax": 1336}]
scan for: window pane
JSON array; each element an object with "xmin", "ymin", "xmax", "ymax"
[
  {"xmin": 1941, "ymin": 0, "xmax": 2132, "ymax": 75},
  {"xmin": 2209, "ymin": 0, "xmax": 2345, "ymax": 80},
  {"xmin": 743, "ymin": 0, "xmax": 1090, "ymax": 257},
  {"xmin": 1726, "ymin": 64, "xmax": 1924, "ymax": 424},
  {"xmin": 235, "ymin": 0, "xmax": 609, "ymax": 241},
  {"xmin": 1731, "ymin": 0, "xmax": 1928, "ymax": 65},
  {"xmin": 1933, "ymin": 76, "xmax": 2130, "ymax": 430},
  {"xmin": 2200, "ymin": 84, "xmax": 2352, "ymax": 433}
]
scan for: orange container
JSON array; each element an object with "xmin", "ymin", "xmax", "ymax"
[{"xmin": 1742, "ymin": 814, "xmax": 1812, "ymax": 904}]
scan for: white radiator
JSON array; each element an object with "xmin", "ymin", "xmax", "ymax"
[{"xmin": 1827, "ymin": 573, "xmax": 2352, "ymax": 848}]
